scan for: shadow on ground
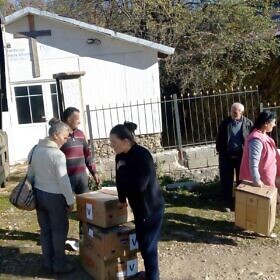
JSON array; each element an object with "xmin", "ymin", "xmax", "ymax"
[
  {"xmin": 161, "ymin": 212, "xmax": 258, "ymax": 246},
  {"xmin": 161, "ymin": 182, "xmax": 259, "ymax": 245},
  {"xmin": 0, "ymin": 229, "xmax": 39, "ymax": 242},
  {"xmin": 0, "ymin": 246, "xmax": 91, "ymax": 280}
]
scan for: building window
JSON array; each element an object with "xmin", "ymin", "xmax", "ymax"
[
  {"xmin": 15, "ymin": 85, "xmax": 45, "ymax": 124},
  {"xmin": 50, "ymin": 84, "xmax": 60, "ymax": 119}
]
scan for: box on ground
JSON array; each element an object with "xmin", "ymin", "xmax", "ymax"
[
  {"xmin": 235, "ymin": 183, "xmax": 277, "ymax": 236},
  {"xmin": 80, "ymin": 244, "xmax": 138, "ymax": 280},
  {"xmin": 82, "ymin": 222, "xmax": 139, "ymax": 261},
  {"xmin": 77, "ymin": 189, "xmax": 134, "ymax": 228}
]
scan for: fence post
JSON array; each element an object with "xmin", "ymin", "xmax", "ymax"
[
  {"xmin": 260, "ymin": 102, "xmax": 263, "ymax": 113},
  {"xmin": 173, "ymin": 94, "xmax": 183, "ymax": 161},
  {"xmin": 86, "ymin": 105, "xmax": 95, "ymax": 161}
]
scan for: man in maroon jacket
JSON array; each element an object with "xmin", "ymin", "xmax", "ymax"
[
  {"xmin": 61, "ymin": 107, "xmax": 100, "ymax": 244},
  {"xmin": 61, "ymin": 107, "xmax": 100, "ymax": 193}
]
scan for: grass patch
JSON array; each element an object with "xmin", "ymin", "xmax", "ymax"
[
  {"xmin": 0, "ymin": 195, "xmax": 11, "ymax": 212},
  {"xmin": 158, "ymin": 175, "xmax": 174, "ymax": 186}
]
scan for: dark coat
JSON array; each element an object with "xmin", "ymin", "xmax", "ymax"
[
  {"xmin": 216, "ymin": 116, "xmax": 253, "ymax": 155},
  {"xmin": 116, "ymin": 144, "xmax": 164, "ymax": 222}
]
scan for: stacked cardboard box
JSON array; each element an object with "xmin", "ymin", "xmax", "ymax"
[
  {"xmin": 235, "ymin": 183, "xmax": 277, "ymax": 236},
  {"xmin": 77, "ymin": 188, "xmax": 139, "ymax": 280}
]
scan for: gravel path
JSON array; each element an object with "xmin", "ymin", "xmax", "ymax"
[{"xmin": 158, "ymin": 241, "xmax": 280, "ymax": 280}]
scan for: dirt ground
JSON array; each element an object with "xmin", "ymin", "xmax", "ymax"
[{"xmin": 1, "ymin": 166, "xmax": 280, "ymax": 280}]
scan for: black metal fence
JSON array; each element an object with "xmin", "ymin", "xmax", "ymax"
[
  {"xmin": 86, "ymin": 86, "xmax": 260, "ymax": 150},
  {"xmin": 162, "ymin": 87, "xmax": 260, "ymax": 148}
]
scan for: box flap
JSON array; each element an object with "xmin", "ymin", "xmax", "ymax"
[
  {"xmin": 100, "ymin": 187, "xmax": 118, "ymax": 196},
  {"xmin": 85, "ymin": 222, "xmax": 135, "ymax": 234},
  {"xmin": 77, "ymin": 191, "xmax": 117, "ymax": 202},
  {"xmin": 236, "ymin": 184, "xmax": 277, "ymax": 199}
]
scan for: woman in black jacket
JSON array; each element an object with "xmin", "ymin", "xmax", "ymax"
[{"xmin": 110, "ymin": 122, "xmax": 165, "ymax": 280}]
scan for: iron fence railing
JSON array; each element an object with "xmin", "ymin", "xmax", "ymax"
[
  {"xmin": 162, "ymin": 87, "xmax": 260, "ymax": 148},
  {"xmin": 85, "ymin": 86, "xmax": 260, "ymax": 151}
]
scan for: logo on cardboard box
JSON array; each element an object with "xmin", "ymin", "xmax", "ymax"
[
  {"xmin": 129, "ymin": 233, "xmax": 139, "ymax": 250},
  {"xmin": 86, "ymin": 203, "xmax": 93, "ymax": 220},
  {"xmin": 127, "ymin": 259, "xmax": 138, "ymax": 277},
  {"xmin": 88, "ymin": 227, "xmax": 94, "ymax": 238}
]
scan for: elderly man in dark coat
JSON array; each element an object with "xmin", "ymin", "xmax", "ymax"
[{"xmin": 216, "ymin": 103, "xmax": 253, "ymax": 211}]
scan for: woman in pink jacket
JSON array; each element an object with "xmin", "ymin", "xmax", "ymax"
[{"xmin": 240, "ymin": 110, "xmax": 279, "ymax": 188}]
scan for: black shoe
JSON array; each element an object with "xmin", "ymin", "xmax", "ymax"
[{"xmin": 53, "ymin": 263, "xmax": 76, "ymax": 274}]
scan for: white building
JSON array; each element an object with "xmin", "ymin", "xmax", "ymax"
[{"xmin": 2, "ymin": 7, "xmax": 174, "ymax": 163}]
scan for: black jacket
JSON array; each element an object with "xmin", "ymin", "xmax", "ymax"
[
  {"xmin": 216, "ymin": 116, "xmax": 253, "ymax": 155},
  {"xmin": 115, "ymin": 144, "xmax": 164, "ymax": 222}
]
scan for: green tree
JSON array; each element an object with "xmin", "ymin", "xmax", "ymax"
[
  {"xmin": 4, "ymin": 0, "xmax": 280, "ymax": 97},
  {"xmin": 168, "ymin": 1, "xmax": 280, "ymax": 93}
]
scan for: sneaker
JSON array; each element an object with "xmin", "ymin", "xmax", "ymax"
[
  {"xmin": 65, "ymin": 240, "xmax": 79, "ymax": 251},
  {"xmin": 53, "ymin": 263, "xmax": 76, "ymax": 274},
  {"xmin": 224, "ymin": 207, "xmax": 231, "ymax": 213}
]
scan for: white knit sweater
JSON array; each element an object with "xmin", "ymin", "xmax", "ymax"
[{"xmin": 27, "ymin": 138, "xmax": 75, "ymax": 206}]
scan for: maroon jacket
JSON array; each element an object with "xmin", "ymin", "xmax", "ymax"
[{"xmin": 61, "ymin": 129, "xmax": 96, "ymax": 177}]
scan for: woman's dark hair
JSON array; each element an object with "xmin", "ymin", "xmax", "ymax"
[
  {"xmin": 252, "ymin": 110, "xmax": 276, "ymax": 130},
  {"xmin": 110, "ymin": 121, "xmax": 137, "ymax": 142},
  {"xmin": 62, "ymin": 107, "xmax": 80, "ymax": 122}
]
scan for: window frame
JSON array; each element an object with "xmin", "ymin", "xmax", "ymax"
[
  {"xmin": 50, "ymin": 83, "xmax": 61, "ymax": 120},
  {"xmin": 14, "ymin": 84, "xmax": 46, "ymax": 126}
]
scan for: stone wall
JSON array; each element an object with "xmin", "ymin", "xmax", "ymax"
[
  {"xmin": 182, "ymin": 144, "xmax": 219, "ymax": 169},
  {"xmin": 8, "ymin": 139, "xmax": 220, "ymax": 185},
  {"xmin": 93, "ymin": 133, "xmax": 162, "ymax": 159},
  {"xmin": 154, "ymin": 149, "xmax": 219, "ymax": 183},
  {"xmin": 96, "ymin": 143, "xmax": 219, "ymax": 184}
]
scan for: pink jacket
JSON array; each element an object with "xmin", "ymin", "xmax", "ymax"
[{"xmin": 240, "ymin": 129, "xmax": 280, "ymax": 187}]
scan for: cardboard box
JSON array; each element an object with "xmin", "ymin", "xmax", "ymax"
[
  {"xmin": 80, "ymin": 244, "xmax": 138, "ymax": 280},
  {"xmin": 82, "ymin": 222, "xmax": 139, "ymax": 261},
  {"xmin": 77, "ymin": 189, "xmax": 134, "ymax": 228},
  {"xmin": 235, "ymin": 184, "xmax": 277, "ymax": 236}
]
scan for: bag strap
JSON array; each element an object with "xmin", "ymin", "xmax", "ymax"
[
  {"xmin": 21, "ymin": 145, "xmax": 37, "ymax": 181},
  {"xmin": 14, "ymin": 145, "xmax": 37, "ymax": 205},
  {"xmin": 28, "ymin": 145, "xmax": 37, "ymax": 165}
]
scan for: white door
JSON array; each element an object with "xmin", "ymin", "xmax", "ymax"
[{"xmin": 10, "ymin": 82, "xmax": 61, "ymax": 161}]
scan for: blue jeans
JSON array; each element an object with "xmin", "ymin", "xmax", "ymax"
[
  {"xmin": 35, "ymin": 189, "xmax": 69, "ymax": 271},
  {"xmin": 135, "ymin": 208, "xmax": 164, "ymax": 280}
]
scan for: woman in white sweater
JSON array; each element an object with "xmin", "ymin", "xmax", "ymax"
[{"xmin": 28, "ymin": 119, "xmax": 75, "ymax": 274}]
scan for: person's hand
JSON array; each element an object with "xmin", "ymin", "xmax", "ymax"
[
  {"xmin": 66, "ymin": 204, "xmax": 74, "ymax": 213},
  {"xmin": 93, "ymin": 174, "xmax": 101, "ymax": 186},
  {"xmin": 118, "ymin": 202, "xmax": 128, "ymax": 209},
  {"xmin": 254, "ymin": 181, "xmax": 264, "ymax": 188}
]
